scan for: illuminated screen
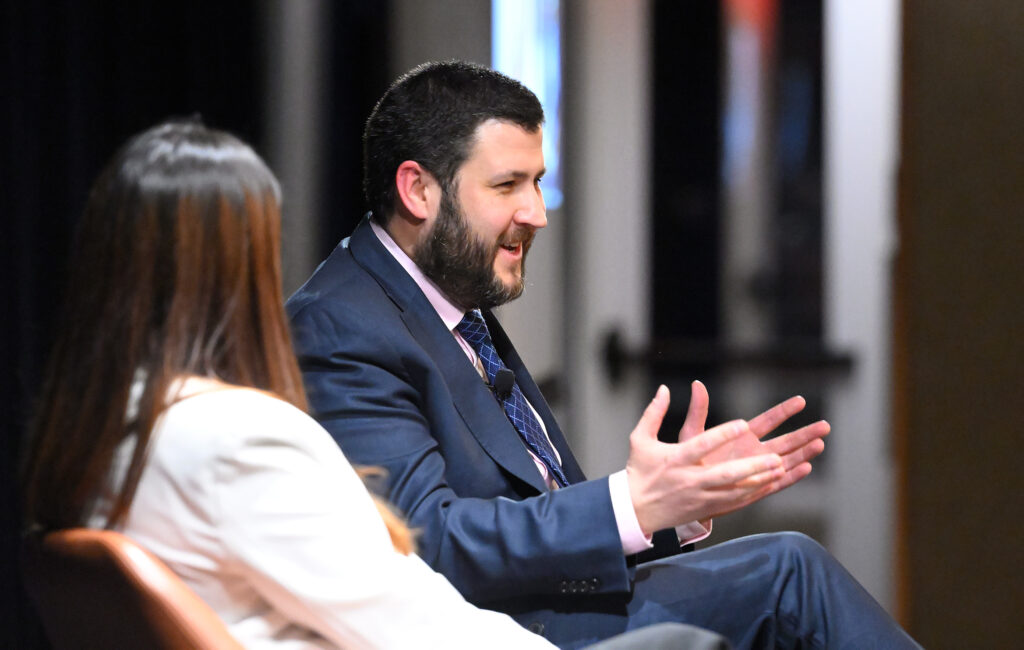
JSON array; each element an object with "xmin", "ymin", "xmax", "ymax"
[{"xmin": 492, "ymin": 0, "xmax": 563, "ymax": 209}]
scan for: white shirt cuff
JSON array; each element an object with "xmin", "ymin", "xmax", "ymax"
[
  {"xmin": 608, "ymin": 470, "xmax": 654, "ymax": 555},
  {"xmin": 675, "ymin": 519, "xmax": 712, "ymax": 545},
  {"xmin": 608, "ymin": 470, "xmax": 713, "ymax": 554}
]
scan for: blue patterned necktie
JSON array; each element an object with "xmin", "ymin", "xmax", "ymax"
[{"xmin": 456, "ymin": 310, "xmax": 569, "ymax": 487}]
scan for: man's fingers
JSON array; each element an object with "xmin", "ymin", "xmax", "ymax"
[
  {"xmin": 676, "ymin": 419, "xmax": 748, "ymax": 463},
  {"xmin": 632, "ymin": 385, "xmax": 670, "ymax": 442},
  {"xmin": 779, "ymin": 437, "xmax": 826, "ymax": 470},
  {"xmin": 697, "ymin": 451, "xmax": 783, "ymax": 488},
  {"xmin": 704, "ymin": 482, "xmax": 778, "ymax": 519},
  {"xmin": 730, "ymin": 462, "xmax": 787, "ymax": 489},
  {"xmin": 748, "ymin": 395, "xmax": 806, "ymax": 439},
  {"xmin": 678, "ymin": 380, "xmax": 710, "ymax": 442},
  {"xmin": 764, "ymin": 421, "xmax": 830, "ymax": 457},
  {"xmin": 774, "ymin": 461, "xmax": 813, "ymax": 491},
  {"xmin": 702, "ymin": 458, "xmax": 793, "ymax": 516}
]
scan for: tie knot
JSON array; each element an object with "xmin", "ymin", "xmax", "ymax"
[
  {"xmin": 456, "ymin": 310, "xmax": 506, "ymax": 386},
  {"xmin": 455, "ymin": 310, "xmax": 491, "ymax": 351}
]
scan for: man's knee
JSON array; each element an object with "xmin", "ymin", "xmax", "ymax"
[
  {"xmin": 758, "ymin": 531, "xmax": 834, "ymax": 573},
  {"xmin": 766, "ymin": 530, "xmax": 825, "ymax": 552},
  {"xmin": 585, "ymin": 623, "xmax": 732, "ymax": 650}
]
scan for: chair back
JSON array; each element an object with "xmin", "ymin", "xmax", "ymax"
[{"xmin": 21, "ymin": 528, "xmax": 242, "ymax": 649}]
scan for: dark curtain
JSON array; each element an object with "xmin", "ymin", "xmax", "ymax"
[
  {"xmin": 0, "ymin": 1, "xmax": 386, "ymax": 645},
  {"xmin": 650, "ymin": 0, "xmax": 722, "ymax": 430},
  {"xmin": 322, "ymin": 1, "xmax": 392, "ymax": 251},
  {"xmin": 2, "ymin": 3, "xmax": 264, "ymax": 645}
]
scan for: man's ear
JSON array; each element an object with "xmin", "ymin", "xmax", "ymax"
[{"xmin": 394, "ymin": 160, "xmax": 440, "ymax": 222}]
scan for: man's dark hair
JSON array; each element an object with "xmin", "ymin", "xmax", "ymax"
[{"xmin": 363, "ymin": 60, "xmax": 544, "ymax": 223}]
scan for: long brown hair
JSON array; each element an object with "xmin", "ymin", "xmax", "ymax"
[
  {"xmin": 21, "ymin": 121, "xmax": 304, "ymax": 531},
  {"xmin": 22, "ymin": 121, "xmax": 413, "ymax": 554}
]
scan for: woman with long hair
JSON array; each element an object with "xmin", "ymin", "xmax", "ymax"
[{"xmin": 19, "ymin": 120, "xmax": 552, "ymax": 648}]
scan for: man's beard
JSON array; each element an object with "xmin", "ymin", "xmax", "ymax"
[{"xmin": 413, "ymin": 190, "xmax": 531, "ymax": 310}]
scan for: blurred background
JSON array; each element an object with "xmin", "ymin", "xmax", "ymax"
[{"xmin": 2, "ymin": 1, "xmax": 1021, "ymax": 647}]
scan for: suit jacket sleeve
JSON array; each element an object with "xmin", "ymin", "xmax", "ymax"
[{"xmin": 289, "ymin": 299, "xmax": 633, "ymax": 606}]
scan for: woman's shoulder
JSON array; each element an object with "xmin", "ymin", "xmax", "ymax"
[
  {"xmin": 169, "ymin": 377, "xmax": 304, "ymax": 420},
  {"xmin": 154, "ymin": 377, "xmax": 331, "ymax": 457}
]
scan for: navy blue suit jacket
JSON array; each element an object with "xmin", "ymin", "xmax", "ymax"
[{"xmin": 287, "ymin": 219, "xmax": 678, "ymax": 612}]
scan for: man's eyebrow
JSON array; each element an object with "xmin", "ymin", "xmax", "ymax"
[{"xmin": 492, "ymin": 168, "xmax": 547, "ymax": 181}]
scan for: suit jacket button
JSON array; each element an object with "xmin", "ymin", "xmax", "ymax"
[
  {"xmin": 559, "ymin": 580, "xmax": 568, "ymax": 593},
  {"xmin": 528, "ymin": 622, "xmax": 545, "ymax": 635},
  {"xmin": 590, "ymin": 578, "xmax": 601, "ymax": 590}
]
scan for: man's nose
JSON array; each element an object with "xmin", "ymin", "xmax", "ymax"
[{"xmin": 514, "ymin": 185, "xmax": 547, "ymax": 229}]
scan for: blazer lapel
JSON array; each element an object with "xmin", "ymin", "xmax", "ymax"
[{"xmin": 347, "ymin": 220, "xmax": 549, "ymax": 493}]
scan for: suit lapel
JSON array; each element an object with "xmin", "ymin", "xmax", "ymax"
[{"xmin": 347, "ymin": 220, "xmax": 549, "ymax": 493}]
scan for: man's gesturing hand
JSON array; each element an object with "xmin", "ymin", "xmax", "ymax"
[
  {"xmin": 626, "ymin": 385, "xmax": 787, "ymax": 537},
  {"xmin": 683, "ymin": 380, "xmax": 829, "ymax": 501}
]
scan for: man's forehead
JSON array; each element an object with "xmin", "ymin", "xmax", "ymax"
[
  {"xmin": 462, "ymin": 119, "xmax": 544, "ymax": 169},
  {"xmin": 470, "ymin": 117, "xmax": 543, "ymax": 139}
]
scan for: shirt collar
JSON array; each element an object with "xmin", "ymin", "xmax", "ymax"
[{"xmin": 370, "ymin": 220, "xmax": 467, "ymax": 331}]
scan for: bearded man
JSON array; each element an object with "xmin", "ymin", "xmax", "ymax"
[{"xmin": 286, "ymin": 61, "xmax": 918, "ymax": 649}]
